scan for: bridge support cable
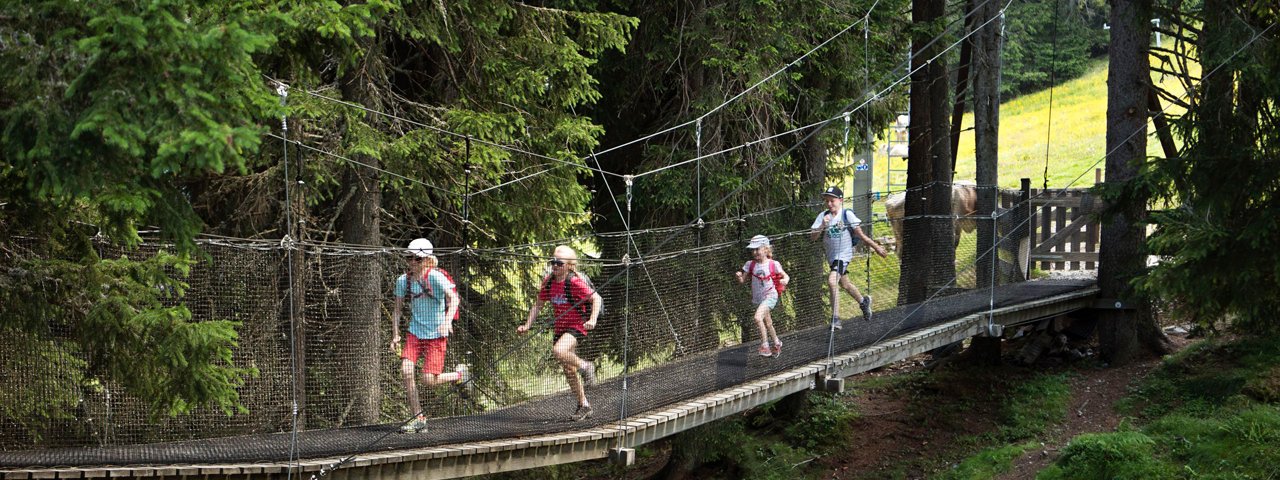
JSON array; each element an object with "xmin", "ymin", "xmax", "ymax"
[
  {"xmin": 694, "ymin": 118, "xmax": 704, "ymax": 357},
  {"xmin": 619, "ymin": 175, "xmax": 634, "ymax": 443},
  {"xmin": 588, "ymin": 156, "xmax": 687, "ymax": 356},
  {"xmin": 277, "ymin": 82, "xmax": 304, "ymax": 480}
]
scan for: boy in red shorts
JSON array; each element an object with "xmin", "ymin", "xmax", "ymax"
[{"xmin": 391, "ymin": 238, "xmax": 467, "ymax": 433}]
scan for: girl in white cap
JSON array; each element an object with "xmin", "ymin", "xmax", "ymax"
[{"xmin": 735, "ymin": 235, "xmax": 790, "ymax": 357}]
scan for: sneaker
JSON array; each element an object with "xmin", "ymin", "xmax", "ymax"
[
  {"xmin": 454, "ymin": 364, "xmax": 473, "ymax": 399},
  {"xmin": 831, "ymin": 317, "xmax": 843, "ymax": 330},
  {"xmin": 571, "ymin": 404, "xmax": 594, "ymax": 421},
  {"xmin": 771, "ymin": 341, "xmax": 782, "ymax": 357},
  {"xmin": 579, "ymin": 361, "xmax": 597, "ymax": 388},
  {"xmin": 399, "ymin": 416, "xmax": 428, "ymax": 433},
  {"xmin": 860, "ymin": 295, "xmax": 873, "ymax": 322},
  {"xmin": 757, "ymin": 344, "xmax": 773, "ymax": 357}
]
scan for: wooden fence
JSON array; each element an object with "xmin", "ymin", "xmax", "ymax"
[{"xmin": 997, "ymin": 178, "xmax": 1100, "ymax": 272}]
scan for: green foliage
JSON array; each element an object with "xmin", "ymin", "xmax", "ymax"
[
  {"xmin": 0, "ymin": 329, "xmax": 87, "ymax": 441},
  {"xmin": 1038, "ymin": 431, "xmax": 1178, "ymax": 480},
  {"xmin": 998, "ymin": 373, "xmax": 1072, "ymax": 440},
  {"xmin": 1050, "ymin": 335, "xmax": 1280, "ymax": 480},
  {"xmin": 1135, "ymin": 3, "xmax": 1280, "ymax": 335},
  {"xmin": 1, "ymin": 0, "xmax": 281, "ymax": 251},
  {"xmin": 935, "ymin": 441, "xmax": 1037, "ymax": 480},
  {"xmin": 1122, "ymin": 336, "xmax": 1280, "ymax": 419},
  {"xmin": 675, "ymin": 414, "xmax": 816, "ymax": 480},
  {"xmin": 590, "ymin": 0, "xmax": 910, "ymax": 231},
  {"xmin": 1, "ymin": 0, "xmax": 274, "ymax": 425},
  {"xmin": 0, "ymin": 249, "xmax": 255, "ymax": 420},
  {"xmin": 1000, "ymin": 0, "xmax": 1108, "ymax": 98},
  {"xmin": 784, "ymin": 392, "xmax": 860, "ymax": 451}
]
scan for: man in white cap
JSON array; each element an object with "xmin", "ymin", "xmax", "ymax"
[
  {"xmin": 809, "ymin": 186, "xmax": 887, "ymax": 329},
  {"xmin": 391, "ymin": 238, "xmax": 468, "ymax": 433}
]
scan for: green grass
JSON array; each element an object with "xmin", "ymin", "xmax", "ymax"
[
  {"xmin": 998, "ymin": 373, "xmax": 1073, "ymax": 440},
  {"xmin": 829, "ymin": 56, "xmax": 1201, "ymax": 195},
  {"xmin": 935, "ymin": 441, "xmax": 1038, "ymax": 480},
  {"xmin": 1042, "ymin": 335, "xmax": 1280, "ymax": 480}
]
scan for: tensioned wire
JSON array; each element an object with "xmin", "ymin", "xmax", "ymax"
[
  {"xmin": 286, "ymin": 0, "xmax": 895, "ymax": 195},
  {"xmin": 241, "ymin": 0, "xmax": 1042, "ymax": 468},
  {"xmin": 866, "ymin": 18, "xmax": 1279, "ymax": 347},
  {"xmin": 634, "ymin": 0, "xmax": 1010, "ymax": 180},
  {"xmin": 589, "ymin": 0, "xmax": 886, "ymax": 160},
  {"xmin": 276, "ymin": 83, "xmax": 303, "ymax": 480},
  {"xmin": 289, "ymin": 21, "xmax": 949, "ymax": 464},
  {"xmin": 266, "ymin": 0, "xmax": 996, "ymax": 212},
  {"xmin": 288, "ymin": 1, "xmax": 885, "ymax": 186},
  {"xmin": 10, "ymin": 5, "xmax": 1267, "ymax": 467},
  {"xmin": 190, "ymin": 185, "xmax": 957, "ymax": 264},
  {"xmin": 265, "ymin": 132, "xmax": 598, "ymax": 218}
]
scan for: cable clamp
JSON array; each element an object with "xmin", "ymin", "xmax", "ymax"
[
  {"xmin": 695, "ymin": 218, "xmax": 705, "ymax": 229},
  {"xmin": 280, "ymin": 234, "xmax": 295, "ymax": 249},
  {"xmin": 621, "ymin": 254, "xmax": 632, "ymax": 266}
]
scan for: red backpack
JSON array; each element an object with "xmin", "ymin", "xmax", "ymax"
[
  {"xmin": 748, "ymin": 260, "xmax": 786, "ymax": 294},
  {"xmin": 421, "ymin": 267, "xmax": 461, "ymax": 320}
]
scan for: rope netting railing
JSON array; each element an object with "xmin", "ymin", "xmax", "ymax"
[{"xmin": 0, "ymin": 185, "xmax": 1053, "ymax": 461}]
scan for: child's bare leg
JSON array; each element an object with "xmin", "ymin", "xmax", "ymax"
[
  {"xmin": 840, "ymin": 275, "xmax": 865, "ymax": 303},
  {"xmin": 401, "ymin": 359, "xmax": 421, "ymax": 415},
  {"xmin": 423, "ymin": 371, "xmax": 460, "ymax": 386},
  {"xmin": 553, "ymin": 334, "xmax": 589, "ymax": 406},
  {"xmin": 753, "ymin": 303, "xmax": 771, "ymax": 346},
  {"xmin": 827, "ymin": 271, "xmax": 843, "ymax": 318},
  {"xmin": 764, "ymin": 310, "xmax": 780, "ymax": 345}
]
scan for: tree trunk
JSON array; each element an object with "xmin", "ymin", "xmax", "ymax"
[
  {"xmin": 900, "ymin": 0, "xmax": 953, "ymax": 304},
  {"xmin": 973, "ymin": 0, "xmax": 1003, "ymax": 290},
  {"xmin": 950, "ymin": 0, "xmax": 976, "ymax": 173},
  {"xmin": 338, "ymin": 50, "xmax": 385, "ymax": 425},
  {"xmin": 1099, "ymin": 0, "xmax": 1170, "ymax": 365}
]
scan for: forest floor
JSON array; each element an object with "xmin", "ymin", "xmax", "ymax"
[
  {"xmin": 816, "ymin": 330, "xmax": 1191, "ymax": 479},
  {"xmin": 496, "ymin": 325, "xmax": 1193, "ymax": 480}
]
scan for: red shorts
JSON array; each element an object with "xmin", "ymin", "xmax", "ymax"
[{"xmin": 401, "ymin": 334, "xmax": 447, "ymax": 375}]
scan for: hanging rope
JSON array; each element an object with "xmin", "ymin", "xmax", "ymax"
[
  {"xmin": 276, "ymin": 81, "xmax": 303, "ymax": 480},
  {"xmin": 619, "ymin": 175, "xmax": 634, "ymax": 425},
  {"xmin": 1041, "ymin": 0, "xmax": 1063, "ymax": 191}
]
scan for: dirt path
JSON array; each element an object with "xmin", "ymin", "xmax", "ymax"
[
  {"xmin": 994, "ymin": 354, "xmax": 1163, "ymax": 479},
  {"xmin": 819, "ymin": 333, "xmax": 1188, "ymax": 479}
]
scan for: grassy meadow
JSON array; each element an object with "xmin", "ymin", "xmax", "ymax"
[{"xmin": 853, "ymin": 55, "xmax": 1200, "ymax": 194}]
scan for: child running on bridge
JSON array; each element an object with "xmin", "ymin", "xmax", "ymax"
[
  {"xmin": 518, "ymin": 245, "xmax": 602, "ymax": 421},
  {"xmin": 391, "ymin": 238, "xmax": 469, "ymax": 434},
  {"xmin": 736, "ymin": 235, "xmax": 790, "ymax": 357},
  {"xmin": 809, "ymin": 186, "xmax": 888, "ymax": 330}
]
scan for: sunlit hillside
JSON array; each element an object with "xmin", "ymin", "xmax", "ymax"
[{"xmin": 859, "ymin": 56, "xmax": 1199, "ymax": 193}]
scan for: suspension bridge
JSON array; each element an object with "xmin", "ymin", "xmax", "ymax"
[
  {"xmin": 0, "ymin": 187, "xmax": 1104, "ymax": 479},
  {"xmin": 0, "ymin": 0, "xmax": 1155, "ymax": 475}
]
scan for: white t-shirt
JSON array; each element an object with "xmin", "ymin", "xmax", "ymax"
[
  {"xmin": 741, "ymin": 259, "xmax": 782, "ymax": 304},
  {"xmin": 811, "ymin": 209, "xmax": 861, "ymax": 262}
]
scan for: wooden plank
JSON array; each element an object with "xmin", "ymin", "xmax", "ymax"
[
  {"xmin": 1038, "ymin": 197, "xmax": 1052, "ymax": 271},
  {"xmin": 1030, "ymin": 215, "xmax": 1092, "ymax": 256},
  {"xmin": 1030, "ymin": 252, "xmax": 1099, "ymax": 262},
  {"xmin": 1086, "ymin": 211, "xmax": 1100, "ymax": 270},
  {"xmin": 1070, "ymin": 204, "xmax": 1084, "ymax": 270},
  {"xmin": 1054, "ymin": 199, "xmax": 1067, "ymax": 270}
]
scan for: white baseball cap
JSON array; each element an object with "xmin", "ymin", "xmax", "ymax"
[
  {"xmin": 406, "ymin": 238, "xmax": 433, "ymax": 257},
  {"xmin": 746, "ymin": 235, "xmax": 771, "ymax": 249}
]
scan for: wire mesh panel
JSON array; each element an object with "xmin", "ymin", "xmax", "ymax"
[{"xmin": 0, "ymin": 185, "xmax": 1085, "ymax": 467}]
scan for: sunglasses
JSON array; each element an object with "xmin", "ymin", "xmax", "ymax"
[{"xmin": 547, "ymin": 258, "xmax": 566, "ymax": 267}]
